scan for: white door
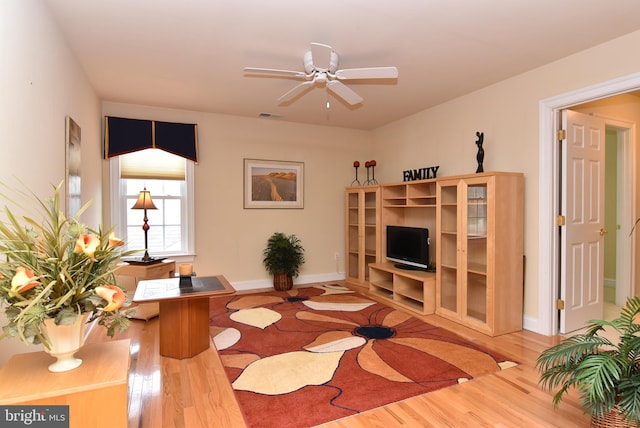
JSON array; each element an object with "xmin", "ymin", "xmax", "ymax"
[{"xmin": 560, "ymin": 110, "xmax": 606, "ymax": 334}]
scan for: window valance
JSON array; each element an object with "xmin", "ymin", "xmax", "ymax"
[{"xmin": 104, "ymin": 116, "xmax": 198, "ymax": 162}]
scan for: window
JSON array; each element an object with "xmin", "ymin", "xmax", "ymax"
[{"xmin": 110, "ymin": 149, "xmax": 195, "ymax": 257}]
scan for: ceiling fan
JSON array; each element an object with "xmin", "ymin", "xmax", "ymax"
[{"xmin": 244, "ymin": 42, "xmax": 398, "ymax": 106}]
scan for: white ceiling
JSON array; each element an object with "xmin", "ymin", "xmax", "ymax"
[{"xmin": 45, "ymin": 0, "xmax": 640, "ymax": 130}]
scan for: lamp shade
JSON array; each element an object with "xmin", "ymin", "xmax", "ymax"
[{"xmin": 131, "ymin": 189, "xmax": 157, "ymax": 210}]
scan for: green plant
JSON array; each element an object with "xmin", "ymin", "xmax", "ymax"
[
  {"xmin": 536, "ymin": 296, "xmax": 640, "ymax": 425},
  {"xmin": 262, "ymin": 232, "xmax": 305, "ymax": 278},
  {"xmin": 0, "ymin": 182, "xmax": 136, "ymax": 348}
]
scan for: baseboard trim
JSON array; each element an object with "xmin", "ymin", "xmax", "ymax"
[{"xmin": 231, "ymin": 272, "xmax": 346, "ymax": 291}]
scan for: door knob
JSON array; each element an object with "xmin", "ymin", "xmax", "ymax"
[{"xmin": 599, "ymin": 228, "xmax": 608, "ymax": 236}]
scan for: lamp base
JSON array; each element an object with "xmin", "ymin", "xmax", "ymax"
[{"xmin": 123, "ymin": 257, "xmax": 167, "ymax": 266}]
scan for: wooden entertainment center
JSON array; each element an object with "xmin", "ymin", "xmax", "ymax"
[{"xmin": 345, "ymin": 171, "xmax": 524, "ymax": 336}]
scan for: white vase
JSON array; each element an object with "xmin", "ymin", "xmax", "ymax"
[{"xmin": 42, "ymin": 312, "xmax": 91, "ymax": 372}]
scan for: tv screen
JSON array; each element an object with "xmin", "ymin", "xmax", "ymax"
[{"xmin": 386, "ymin": 225, "xmax": 430, "ymax": 270}]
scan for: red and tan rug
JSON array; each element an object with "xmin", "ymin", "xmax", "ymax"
[{"xmin": 210, "ymin": 284, "xmax": 516, "ymax": 428}]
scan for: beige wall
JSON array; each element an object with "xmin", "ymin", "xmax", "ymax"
[
  {"xmin": 0, "ymin": 1, "xmax": 102, "ymax": 365},
  {"xmin": 371, "ymin": 30, "xmax": 640, "ymax": 331},
  {"xmin": 101, "ymin": 102, "xmax": 372, "ymax": 287}
]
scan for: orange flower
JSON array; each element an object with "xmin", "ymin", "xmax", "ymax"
[
  {"xmin": 95, "ymin": 285, "xmax": 126, "ymax": 311},
  {"xmin": 74, "ymin": 234, "xmax": 100, "ymax": 259},
  {"xmin": 35, "ymin": 236, "xmax": 47, "ymax": 255},
  {"xmin": 108, "ymin": 232, "xmax": 125, "ymax": 248},
  {"xmin": 10, "ymin": 267, "xmax": 40, "ymax": 294}
]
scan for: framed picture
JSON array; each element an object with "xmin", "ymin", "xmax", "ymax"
[
  {"xmin": 65, "ymin": 116, "xmax": 81, "ymax": 217},
  {"xmin": 244, "ymin": 159, "xmax": 304, "ymax": 209}
]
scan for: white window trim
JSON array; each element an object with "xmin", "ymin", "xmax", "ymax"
[{"xmin": 109, "ymin": 156, "xmax": 196, "ymax": 257}]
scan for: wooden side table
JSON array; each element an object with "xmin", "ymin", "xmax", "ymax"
[
  {"xmin": 134, "ymin": 275, "xmax": 234, "ymax": 359},
  {"xmin": 117, "ymin": 259, "xmax": 175, "ymax": 319},
  {"xmin": 0, "ymin": 339, "xmax": 130, "ymax": 428},
  {"xmin": 117, "ymin": 259, "xmax": 176, "ymax": 280}
]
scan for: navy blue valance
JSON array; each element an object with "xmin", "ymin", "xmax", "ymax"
[{"xmin": 104, "ymin": 116, "xmax": 198, "ymax": 162}]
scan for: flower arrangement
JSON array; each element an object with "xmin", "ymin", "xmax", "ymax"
[{"xmin": 0, "ymin": 182, "xmax": 135, "ymax": 349}]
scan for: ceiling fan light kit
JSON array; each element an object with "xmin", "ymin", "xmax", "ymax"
[{"xmin": 245, "ymin": 42, "xmax": 398, "ymax": 107}]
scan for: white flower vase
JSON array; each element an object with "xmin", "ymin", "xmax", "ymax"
[{"xmin": 42, "ymin": 313, "xmax": 91, "ymax": 372}]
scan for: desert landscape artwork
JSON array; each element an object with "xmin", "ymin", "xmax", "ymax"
[{"xmin": 244, "ymin": 159, "xmax": 304, "ymax": 209}]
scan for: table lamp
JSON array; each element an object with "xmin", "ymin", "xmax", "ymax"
[{"xmin": 131, "ymin": 188, "xmax": 157, "ymax": 262}]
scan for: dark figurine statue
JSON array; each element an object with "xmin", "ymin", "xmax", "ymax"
[{"xmin": 475, "ymin": 131, "xmax": 484, "ymax": 173}]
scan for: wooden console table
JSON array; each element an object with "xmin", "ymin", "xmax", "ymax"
[
  {"xmin": 0, "ymin": 339, "xmax": 130, "ymax": 428},
  {"xmin": 133, "ymin": 275, "xmax": 234, "ymax": 359}
]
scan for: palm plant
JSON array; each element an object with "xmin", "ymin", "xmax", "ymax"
[{"xmin": 536, "ymin": 296, "xmax": 640, "ymax": 426}]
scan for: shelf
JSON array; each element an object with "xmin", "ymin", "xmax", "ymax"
[
  {"xmin": 395, "ymin": 287, "xmax": 423, "ymax": 303},
  {"xmin": 369, "ymin": 262, "xmax": 435, "ymax": 315},
  {"xmin": 395, "ymin": 295, "xmax": 424, "ymax": 313},
  {"xmin": 382, "ymin": 199, "xmax": 407, "ymax": 207},
  {"xmin": 370, "ymin": 286, "xmax": 393, "ymax": 300},
  {"xmin": 467, "ymin": 262, "xmax": 487, "ymax": 275},
  {"xmin": 371, "ymin": 279, "xmax": 393, "ymax": 291}
]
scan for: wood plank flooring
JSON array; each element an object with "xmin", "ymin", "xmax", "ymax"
[{"xmin": 85, "ymin": 283, "xmax": 591, "ymax": 427}]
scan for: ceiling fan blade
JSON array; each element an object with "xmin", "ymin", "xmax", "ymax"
[
  {"xmin": 327, "ymin": 80, "xmax": 363, "ymax": 105},
  {"xmin": 335, "ymin": 67, "xmax": 398, "ymax": 80},
  {"xmin": 310, "ymin": 42, "xmax": 333, "ymax": 71},
  {"xmin": 278, "ymin": 81, "xmax": 315, "ymax": 104},
  {"xmin": 244, "ymin": 67, "xmax": 308, "ymax": 79}
]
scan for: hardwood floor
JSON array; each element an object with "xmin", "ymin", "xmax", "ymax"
[{"xmin": 85, "ymin": 283, "xmax": 591, "ymax": 427}]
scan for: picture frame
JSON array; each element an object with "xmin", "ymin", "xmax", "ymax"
[
  {"xmin": 244, "ymin": 159, "xmax": 304, "ymax": 209},
  {"xmin": 65, "ymin": 116, "xmax": 81, "ymax": 218}
]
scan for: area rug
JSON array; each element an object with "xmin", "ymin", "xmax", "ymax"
[{"xmin": 209, "ymin": 284, "xmax": 517, "ymax": 428}]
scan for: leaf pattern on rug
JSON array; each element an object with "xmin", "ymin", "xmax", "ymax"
[
  {"xmin": 230, "ymin": 307, "xmax": 281, "ymax": 329},
  {"xmin": 220, "ymin": 352, "xmax": 260, "ymax": 369},
  {"xmin": 232, "ymin": 350, "xmax": 344, "ymax": 395},
  {"xmin": 296, "ymin": 310, "xmax": 360, "ymax": 326},
  {"xmin": 211, "ymin": 326, "xmax": 241, "ymax": 350},
  {"xmin": 227, "ymin": 295, "xmax": 283, "ymax": 310},
  {"xmin": 388, "ymin": 337, "xmax": 501, "ymax": 377},
  {"xmin": 303, "ymin": 331, "xmax": 366, "ymax": 353},
  {"xmin": 357, "ymin": 340, "xmax": 413, "ymax": 382},
  {"xmin": 302, "ymin": 300, "xmax": 376, "ymax": 311}
]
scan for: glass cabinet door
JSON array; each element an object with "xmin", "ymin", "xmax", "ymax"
[
  {"xmin": 363, "ymin": 190, "xmax": 378, "ymax": 281},
  {"xmin": 347, "ymin": 191, "xmax": 360, "ymax": 280},
  {"xmin": 438, "ymin": 181, "xmax": 458, "ymax": 313},
  {"xmin": 465, "ymin": 183, "xmax": 488, "ymax": 323}
]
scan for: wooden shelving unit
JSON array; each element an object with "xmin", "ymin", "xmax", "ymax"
[
  {"xmin": 369, "ymin": 262, "xmax": 435, "ymax": 315},
  {"xmin": 435, "ymin": 172, "xmax": 524, "ymax": 336},
  {"xmin": 345, "ymin": 186, "xmax": 381, "ymax": 287},
  {"xmin": 345, "ymin": 172, "xmax": 524, "ymax": 336},
  {"xmin": 380, "ymin": 180, "xmax": 437, "ymax": 265}
]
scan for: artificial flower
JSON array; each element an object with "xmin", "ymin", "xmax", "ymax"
[
  {"xmin": 95, "ymin": 285, "xmax": 126, "ymax": 311},
  {"xmin": 108, "ymin": 232, "xmax": 125, "ymax": 248},
  {"xmin": 10, "ymin": 267, "xmax": 40, "ymax": 294},
  {"xmin": 74, "ymin": 233, "xmax": 100, "ymax": 259}
]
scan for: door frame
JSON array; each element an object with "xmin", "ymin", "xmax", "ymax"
[{"xmin": 538, "ymin": 72, "xmax": 640, "ymax": 335}]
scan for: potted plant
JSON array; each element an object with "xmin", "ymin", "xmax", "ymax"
[
  {"xmin": 0, "ymin": 182, "xmax": 135, "ymax": 371},
  {"xmin": 536, "ymin": 296, "xmax": 640, "ymax": 427},
  {"xmin": 262, "ymin": 232, "xmax": 305, "ymax": 291}
]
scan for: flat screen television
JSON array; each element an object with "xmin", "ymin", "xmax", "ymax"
[{"xmin": 386, "ymin": 225, "xmax": 430, "ymax": 270}]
